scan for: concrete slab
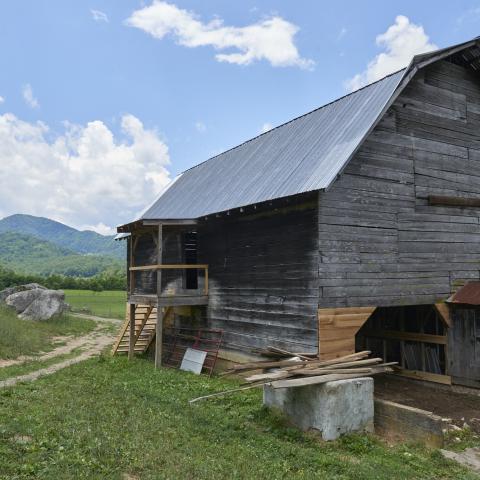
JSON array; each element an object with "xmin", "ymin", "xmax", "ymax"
[
  {"xmin": 441, "ymin": 448, "xmax": 480, "ymax": 473},
  {"xmin": 264, "ymin": 377, "xmax": 374, "ymax": 441},
  {"xmin": 374, "ymin": 399, "xmax": 445, "ymax": 448}
]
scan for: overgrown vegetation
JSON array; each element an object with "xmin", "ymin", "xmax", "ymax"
[
  {"xmin": 64, "ymin": 290, "xmax": 126, "ymax": 319},
  {"xmin": 0, "ymin": 356, "xmax": 475, "ymax": 479},
  {"xmin": 0, "ymin": 265, "xmax": 126, "ymax": 292},
  {"xmin": 0, "ymin": 306, "xmax": 95, "ymax": 359}
]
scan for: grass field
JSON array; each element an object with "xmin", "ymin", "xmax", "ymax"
[
  {"xmin": 0, "ymin": 306, "xmax": 95, "ymax": 359},
  {"xmin": 64, "ymin": 289, "xmax": 126, "ymax": 319},
  {"xmin": 0, "ymin": 356, "xmax": 476, "ymax": 480}
]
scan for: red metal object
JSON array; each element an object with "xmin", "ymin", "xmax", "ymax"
[
  {"xmin": 447, "ymin": 281, "xmax": 480, "ymax": 305},
  {"xmin": 163, "ymin": 327, "xmax": 223, "ymax": 376}
]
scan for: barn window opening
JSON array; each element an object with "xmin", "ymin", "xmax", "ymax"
[{"xmin": 183, "ymin": 230, "xmax": 198, "ymax": 290}]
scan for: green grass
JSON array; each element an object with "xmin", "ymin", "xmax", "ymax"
[
  {"xmin": 64, "ymin": 289, "xmax": 126, "ymax": 319},
  {"xmin": 0, "ymin": 306, "xmax": 95, "ymax": 359},
  {"xmin": 0, "ymin": 356, "xmax": 476, "ymax": 480},
  {"xmin": 0, "ymin": 348, "xmax": 84, "ymax": 381}
]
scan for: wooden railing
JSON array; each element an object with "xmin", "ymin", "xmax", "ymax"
[{"xmin": 129, "ymin": 264, "xmax": 209, "ymax": 296}]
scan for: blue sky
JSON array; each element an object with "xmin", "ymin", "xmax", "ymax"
[{"xmin": 0, "ymin": 1, "xmax": 479, "ymax": 233}]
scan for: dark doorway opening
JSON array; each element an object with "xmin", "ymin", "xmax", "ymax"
[
  {"xmin": 356, "ymin": 305, "xmax": 449, "ymax": 383},
  {"xmin": 183, "ymin": 230, "xmax": 198, "ymax": 290}
]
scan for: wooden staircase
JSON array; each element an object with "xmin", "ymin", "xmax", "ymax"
[{"xmin": 112, "ymin": 304, "xmax": 163, "ymax": 355}]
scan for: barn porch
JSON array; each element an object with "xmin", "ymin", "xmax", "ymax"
[{"xmin": 113, "ymin": 219, "xmax": 209, "ymax": 367}]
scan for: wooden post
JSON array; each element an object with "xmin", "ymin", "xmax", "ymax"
[
  {"xmin": 128, "ymin": 303, "xmax": 136, "ymax": 360},
  {"xmin": 204, "ymin": 266, "xmax": 209, "ymax": 295},
  {"xmin": 155, "ymin": 224, "xmax": 163, "ymax": 369},
  {"xmin": 129, "ymin": 234, "xmax": 135, "ymax": 295}
]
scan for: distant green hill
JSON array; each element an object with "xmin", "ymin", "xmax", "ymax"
[
  {"xmin": 0, "ymin": 231, "xmax": 124, "ymax": 277},
  {"xmin": 0, "ymin": 214, "xmax": 125, "ymax": 259}
]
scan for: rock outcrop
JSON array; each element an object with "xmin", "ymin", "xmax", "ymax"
[
  {"xmin": 0, "ymin": 283, "xmax": 46, "ymax": 303},
  {"xmin": 0, "ymin": 284, "xmax": 69, "ymax": 321}
]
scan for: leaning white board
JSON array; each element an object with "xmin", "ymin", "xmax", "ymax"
[{"xmin": 180, "ymin": 348, "xmax": 208, "ymax": 374}]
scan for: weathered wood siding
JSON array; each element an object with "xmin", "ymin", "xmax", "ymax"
[
  {"xmin": 319, "ymin": 60, "xmax": 480, "ymax": 308},
  {"xmin": 131, "ymin": 228, "xmax": 185, "ymax": 295},
  {"xmin": 132, "ymin": 232, "xmax": 157, "ymax": 294},
  {"xmin": 448, "ymin": 306, "xmax": 480, "ymax": 388},
  {"xmin": 198, "ymin": 196, "xmax": 319, "ymax": 353}
]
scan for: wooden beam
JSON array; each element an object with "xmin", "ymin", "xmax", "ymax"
[
  {"xmin": 129, "ymin": 235, "xmax": 135, "ymax": 294},
  {"xmin": 157, "ymin": 295, "xmax": 208, "ymax": 307},
  {"xmin": 204, "ymin": 267, "xmax": 209, "ymax": 296},
  {"xmin": 130, "ymin": 264, "xmax": 209, "ymax": 271},
  {"xmin": 111, "ymin": 305, "xmax": 131, "ymax": 355},
  {"xmin": 157, "ymin": 225, "xmax": 163, "ymax": 297},
  {"xmin": 128, "ymin": 303, "xmax": 136, "ymax": 360},
  {"xmin": 434, "ymin": 302, "xmax": 452, "ymax": 328},
  {"xmin": 362, "ymin": 329, "xmax": 447, "ymax": 345},
  {"xmin": 155, "ymin": 224, "xmax": 163, "ymax": 369},
  {"xmin": 155, "ymin": 307, "xmax": 164, "ymax": 369},
  {"xmin": 142, "ymin": 219, "xmax": 198, "ymax": 226},
  {"xmin": 428, "ymin": 195, "xmax": 480, "ymax": 208},
  {"xmin": 394, "ymin": 367, "xmax": 452, "ymax": 385}
]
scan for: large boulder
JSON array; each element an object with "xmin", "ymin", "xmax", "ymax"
[
  {"xmin": 4, "ymin": 287, "xmax": 68, "ymax": 321},
  {"xmin": 0, "ymin": 283, "xmax": 47, "ymax": 303}
]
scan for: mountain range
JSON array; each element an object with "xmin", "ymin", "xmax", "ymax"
[{"xmin": 0, "ymin": 214, "xmax": 125, "ymax": 277}]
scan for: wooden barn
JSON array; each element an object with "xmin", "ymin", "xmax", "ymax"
[{"xmin": 115, "ymin": 37, "xmax": 480, "ymax": 388}]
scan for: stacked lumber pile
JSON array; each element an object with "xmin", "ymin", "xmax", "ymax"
[
  {"xmin": 223, "ymin": 349, "xmax": 395, "ymax": 389},
  {"xmin": 189, "ymin": 349, "xmax": 396, "ymax": 403}
]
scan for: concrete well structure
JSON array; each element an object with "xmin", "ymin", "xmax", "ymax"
[{"xmin": 263, "ymin": 377, "xmax": 374, "ymax": 441}]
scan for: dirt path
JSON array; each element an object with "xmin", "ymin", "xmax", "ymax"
[{"xmin": 0, "ymin": 313, "xmax": 121, "ymax": 388}]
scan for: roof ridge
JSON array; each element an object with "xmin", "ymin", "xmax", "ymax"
[{"xmin": 181, "ymin": 67, "xmax": 407, "ymax": 175}]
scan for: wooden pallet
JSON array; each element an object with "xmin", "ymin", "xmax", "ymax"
[{"xmin": 112, "ymin": 304, "xmax": 162, "ymax": 355}]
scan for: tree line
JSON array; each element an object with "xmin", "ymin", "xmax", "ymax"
[{"xmin": 0, "ymin": 265, "xmax": 126, "ymax": 291}]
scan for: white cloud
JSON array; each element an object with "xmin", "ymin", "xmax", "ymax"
[
  {"xmin": 195, "ymin": 121, "xmax": 207, "ymax": 133},
  {"xmin": 82, "ymin": 222, "xmax": 116, "ymax": 235},
  {"xmin": 0, "ymin": 113, "xmax": 171, "ymax": 232},
  {"xmin": 260, "ymin": 122, "xmax": 273, "ymax": 133},
  {"xmin": 0, "ymin": 96, "xmax": 4, "ymax": 104},
  {"xmin": 91, "ymin": 9, "xmax": 109, "ymax": 23},
  {"xmin": 22, "ymin": 84, "xmax": 39, "ymax": 109},
  {"xmin": 125, "ymin": 1, "xmax": 314, "ymax": 69},
  {"xmin": 345, "ymin": 15, "xmax": 437, "ymax": 92}
]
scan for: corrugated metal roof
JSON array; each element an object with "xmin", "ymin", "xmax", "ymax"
[
  {"xmin": 131, "ymin": 38, "xmax": 480, "ymax": 223},
  {"xmin": 141, "ymin": 69, "xmax": 405, "ymax": 220},
  {"xmin": 447, "ymin": 282, "xmax": 480, "ymax": 305}
]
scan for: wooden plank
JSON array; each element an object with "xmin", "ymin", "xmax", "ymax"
[
  {"xmin": 362, "ymin": 329, "xmax": 447, "ymax": 345},
  {"xmin": 128, "ymin": 303, "xmax": 136, "ymax": 360},
  {"xmin": 157, "ymin": 295, "xmax": 209, "ymax": 306},
  {"xmin": 155, "ymin": 307, "xmax": 163, "ymax": 369},
  {"xmin": 271, "ymin": 372, "xmax": 368, "ymax": 389},
  {"xmin": 394, "ymin": 367, "xmax": 452, "ymax": 385},
  {"xmin": 318, "ymin": 306, "xmax": 376, "ymax": 360},
  {"xmin": 130, "ymin": 264, "xmax": 209, "ymax": 271},
  {"xmin": 111, "ymin": 305, "xmax": 131, "ymax": 355},
  {"xmin": 155, "ymin": 224, "xmax": 164, "ymax": 368},
  {"xmin": 434, "ymin": 302, "xmax": 452, "ymax": 327}
]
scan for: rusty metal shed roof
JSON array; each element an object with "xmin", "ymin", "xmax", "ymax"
[
  {"xmin": 447, "ymin": 282, "xmax": 480, "ymax": 305},
  {"xmin": 132, "ymin": 37, "xmax": 480, "ymax": 224}
]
